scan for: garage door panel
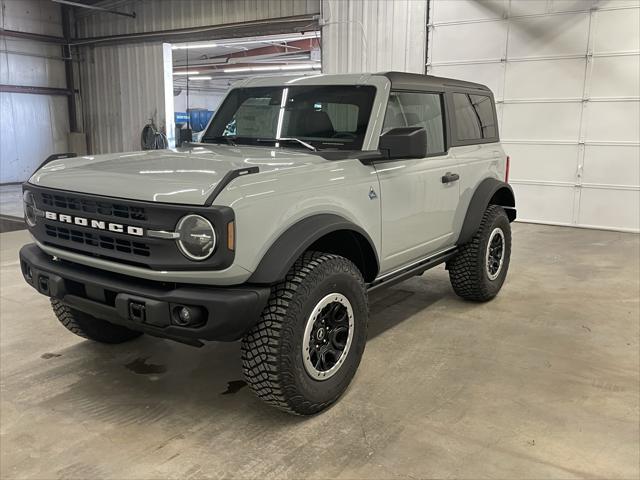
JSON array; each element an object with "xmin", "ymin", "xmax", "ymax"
[
  {"xmin": 582, "ymin": 145, "xmax": 640, "ymax": 187},
  {"xmin": 431, "ymin": 0, "xmax": 506, "ymax": 23},
  {"xmin": 595, "ymin": 0, "xmax": 640, "ymax": 7},
  {"xmin": 512, "ymin": 184, "xmax": 575, "ymax": 224},
  {"xmin": 431, "ymin": 21, "xmax": 507, "ymax": 63},
  {"xmin": 548, "ymin": 0, "xmax": 594, "ymax": 13},
  {"xmin": 430, "ymin": 0, "xmax": 639, "ymax": 232},
  {"xmin": 584, "ymin": 101, "xmax": 640, "ymax": 143},
  {"xmin": 593, "ymin": 8, "xmax": 640, "ymax": 53},
  {"xmin": 495, "ymin": 102, "xmax": 504, "ymax": 133},
  {"xmin": 590, "ymin": 55, "xmax": 640, "ymax": 98},
  {"xmin": 430, "ymin": 63, "xmax": 505, "ymax": 99},
  {"xmin": 509, "ymin": 1, "xmax": 550, "ymax": 16},
  {"xmin": 504, "ymin": 58, "xmax": 586, "ymax": 100},
  {"xmin": 578, "ymin": 188, "xmax": 640, "ymax": 231},
  {"xmin": 507, "ymin": 13, "xmax": 590, "ymax": 58},
  {"xmin": 501, "ymin": 103, "xmax": 582, "ymax": 141},
  {"xmin": 506, "ymin": 144, "xmax": 579, "ymax": 183}
]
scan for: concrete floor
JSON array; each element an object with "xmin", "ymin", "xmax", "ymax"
[
  {"xmin": 0, "ymin": 184, "xmax": 23, "ymax": 219},
  {"xmin": 1, "ymin": 223, "xmax": 638, "ymax": 479}
]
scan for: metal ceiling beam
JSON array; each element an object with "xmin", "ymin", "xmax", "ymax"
[
  {"xmin": 0, "ymin": 28, "xmax": 66, "ymax": 44},
  {"xmin": 206, "ymin": 38, "xmax": 318, "ymax": 61},
  {"xmin": 51, "ymin": 0, "xmax": 136, "ymax": 19},
  {"xmin": 0, "ymin": 84, "xmax": 73, "ymax": 96},
  {"xmin": 70, "ymin": 14, "xmax": 319, "ymax": 46},
  {"xmin": 173, "ymin": 39, "xmax": 318, "ymax": 71}
]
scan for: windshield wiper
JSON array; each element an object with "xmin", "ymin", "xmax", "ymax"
[
  {"xmin": 205, "ymin": 135, "xmax": 237, "ymax": 146},
  {"xmin": 257, "ymin": 137, "xmax": 317, "ymax": 152}
]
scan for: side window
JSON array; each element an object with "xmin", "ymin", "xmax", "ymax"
[
  {"xmin": 382, "ymin": 91, "xmax": 446, "ymax": 155},
  {"xmin": 452, "ymin": 93, "xmax": 497, "ymax": 141}
]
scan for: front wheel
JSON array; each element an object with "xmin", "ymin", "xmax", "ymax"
[
  {"xmin": 448, "ymin": 205, "xmax": 512, "ymax": 302},
  {"xmin": 241, "ymin": 252, "xmax": 368, "ymax": 415}
]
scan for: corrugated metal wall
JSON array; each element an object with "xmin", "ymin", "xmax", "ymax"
[
  {"xmin": 75, "ymin": 0, "xmax": 320, "ymax": 154},
  {"xmin": 0, "ymin": 0, "xmax": 69, "ymax": 183},
  {"xmin": 321, "ymin": 0, "xmax": 427, "ymax": 74},
  {"xmin": 80, "ymin": 42, "xmax": 165, "ymax": 153},
  {"xmin": 75, "ymin": 0, "xmax": 320, "ymax": 37}
]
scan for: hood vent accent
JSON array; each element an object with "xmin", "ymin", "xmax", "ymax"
[{"xmin": 205, "ymin": 167, "xmax": 260, "ymax": 206}]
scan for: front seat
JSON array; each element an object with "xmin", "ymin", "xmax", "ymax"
[{"xmin": 292, "ymin": 110, "xmax": 335, "ymax": 138}]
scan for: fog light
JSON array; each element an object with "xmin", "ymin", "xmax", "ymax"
[
  {"xmin": 178, "ymin": 307, "xmax": 191, "ymax": 325},
  {"xmin": 172, "ymin": 305, "xmax": 206, "ymax": 327}
]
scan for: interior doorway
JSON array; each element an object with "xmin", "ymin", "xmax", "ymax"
[{"xmin": 169, "ymin": 31, "xmax": 321, "ymax": 144}]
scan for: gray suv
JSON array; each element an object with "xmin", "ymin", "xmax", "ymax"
[{"xmin": 20, "ymin": 72, "xmax": 516, "ymax": 415}]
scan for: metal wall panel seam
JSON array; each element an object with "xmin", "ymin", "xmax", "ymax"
[
  {"xmin": 429, "ymin": 51, "xmax": 639, "ymax": 67},
  {"xmin": 428, "ymin": 4, "xmax": 640, "ymax": 28},
  {"xmin": 573, "ymin": 6, "xmax": 598, "ymax": 225}
]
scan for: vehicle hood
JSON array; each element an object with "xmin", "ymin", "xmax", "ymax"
[{"xmin": 28, "ymin": 144, "xmax": 325, "ymax": 205}]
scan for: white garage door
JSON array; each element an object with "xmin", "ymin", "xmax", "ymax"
[{"xmin": 428, "ymin": 0, "xmax": 640, "ymax": 232}]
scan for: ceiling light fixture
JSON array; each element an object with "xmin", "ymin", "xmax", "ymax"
[
  {"xmin": 188, "ymin": 76, "xmax": 212, "ymax": 80},
  {"xmin": 223, "ymin": 64, "xmax": 320, "ymax": 73},
  {"xmin": 172, "ymin": 44, "xmax": 218, "ymax": 50},
  {"xmin": 173, "ymin": 71, "xmax": 200, "ymax": 75}
]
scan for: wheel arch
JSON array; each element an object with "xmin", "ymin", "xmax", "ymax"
[
  {"xmin": 457, "ymin": 178, "xmax": 516, "ymax": 245},
  {"xmin": 247, "ymin": 214, "xmax": 380, "ymax": 284}
]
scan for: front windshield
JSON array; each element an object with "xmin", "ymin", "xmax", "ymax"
[{"xmin": 201, "ymin": 85, "xmax": 376, "ymax": 151}]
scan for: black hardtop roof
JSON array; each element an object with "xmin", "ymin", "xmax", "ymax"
[{"xmin": 378, "ymin": 71, "xmax": 492, "ymax": 94}]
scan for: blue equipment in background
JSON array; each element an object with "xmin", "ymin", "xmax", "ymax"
[{"xmin": 175, "ymin": 109, "xmax": 214, "ymax": 132}]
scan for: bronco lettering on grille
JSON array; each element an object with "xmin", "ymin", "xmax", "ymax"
[{"xmin": 44, "ymin": 211, "xmax": 144, "ymax": 237}]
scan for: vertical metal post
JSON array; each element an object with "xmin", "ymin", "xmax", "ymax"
[
  {"xmin": 425, "ymin": 0, "xmax": 430, "ymax": 74},
  {"xmin": 61, "ymin": 5, "xmax": 79, "ymax": 133}
]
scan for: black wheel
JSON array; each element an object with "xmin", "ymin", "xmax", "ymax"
[
  {"xmin": 448, "ymin": 205, "xmax": 511, "ymax": 302},
  {"xmin": 241, "ymin": 251, "xmax": 368, "ymax": 415},
  {"xmin": 51, "ymin": 299, "xmax": 143, "ymax": 344}
]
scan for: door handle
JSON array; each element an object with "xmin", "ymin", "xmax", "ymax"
[{"xmin": 442, "ymin": 172, "xmax": 460, "ymax": 184}]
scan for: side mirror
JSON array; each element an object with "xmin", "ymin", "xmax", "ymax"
[{"xmin": 378, "ymin": 127, "xmax": 427, "ymax": 160}]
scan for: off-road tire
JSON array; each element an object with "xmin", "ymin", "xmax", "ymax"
[
  {"xmin": 241, "ymin": 251, "xmax": 368, "ymax": 415},
  {"xmin": 51, "ymin": 299, "xmax": 143, "ymax": 343},
  {"xmin": 448, "ymin": 205, "xmax": 511, "ymax": 302}
]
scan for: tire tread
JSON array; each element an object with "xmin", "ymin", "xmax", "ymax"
[
  {"xmin": 241, "ymin": 251, "xmax": 365, "ymax": 415},
  {"xmin": 448, "ymin": 205, "xmax": 510, "ymax": 302}
]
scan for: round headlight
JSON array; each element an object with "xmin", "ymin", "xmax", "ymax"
[
  {"xmin": 176, "ymin": 214, "xmax": 216, "ymax": 261},
  {"xmin": 23, "ymin": 190, "xmax": 37, "ymax": 227}
]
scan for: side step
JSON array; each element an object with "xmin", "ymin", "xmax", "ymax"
[{"xmin": 367, "ymin": 248, "xmax": 458, "ymax": 293}]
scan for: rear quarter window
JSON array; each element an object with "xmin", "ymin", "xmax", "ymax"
[{"xmin": 452, "ymin": 93, "xmax": 497, "ymax": 142}]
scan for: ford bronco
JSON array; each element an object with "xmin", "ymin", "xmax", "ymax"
[{"xmin": 20, "ymin": 72, "xmax": 515, "ymax": 415}]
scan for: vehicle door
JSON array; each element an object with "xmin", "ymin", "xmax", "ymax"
[{"xmin": 374, "ymin": 91, "xmax": 460, "ymax": 272}]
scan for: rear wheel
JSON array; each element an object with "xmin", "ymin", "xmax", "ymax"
[
  {"xmin": 51, "ymin": 299, "xmax": 143, "ymax": 344},
  {"xmin": 241, "ymin": 252, "xmax": 368, "ymax": 415},
  {"xmin": 448, "ymin": 205, "xmax": 511, "ymax": 301}
]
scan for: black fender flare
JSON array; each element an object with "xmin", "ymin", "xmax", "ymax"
[
  {"xmin": 457, "ymin": 178, "xmax": 516, "ymax": 245},
  {"xmin": 248, "ymin": 214, "xmax": 379, "ymax": 284}
]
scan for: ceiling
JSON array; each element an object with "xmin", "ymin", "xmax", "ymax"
[{"xmin": 172, "ymin": 32, "xmax": 321, "ymax": 93}]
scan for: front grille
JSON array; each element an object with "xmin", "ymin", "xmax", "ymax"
[
  {"xmin": 45, "ymin": 225, "xmax": 150, "ymax": 257},
  {"xmin": 41, "ymin": 193, "xmax": 147, "ymax": 221},
  {"xmin": 28, "ymin": 185, "xmax": 235, "ymax": 271}
]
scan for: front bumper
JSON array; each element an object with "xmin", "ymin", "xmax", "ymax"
[{"xmin": 19, "ymin": 244, "xmax": 270, "ymax": 345}]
